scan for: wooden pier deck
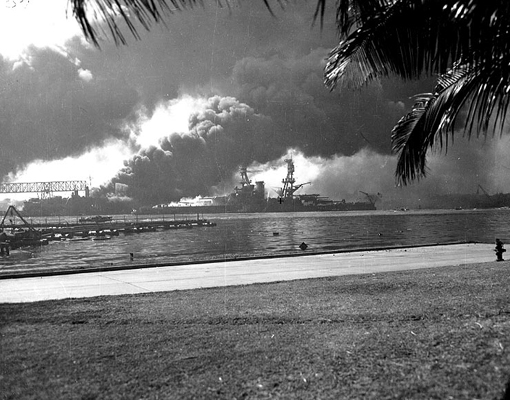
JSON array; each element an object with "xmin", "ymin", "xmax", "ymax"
[
  {"xmin": 18, "ymin": 217, "xmax": 214, "ymax": 234},
  {"xmin": 0, "ymin": 214, "xmax": 216, "ymax": 249}
]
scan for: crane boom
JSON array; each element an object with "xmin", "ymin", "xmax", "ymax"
[
  {"xmin": 359, "ymin": 191, "xmax": 382, "ymax": 205},
  {"xmin": 477, "ymin": 184, "xmax": 491, "ymax": 199}
]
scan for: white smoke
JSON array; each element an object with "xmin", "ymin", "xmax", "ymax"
[{"xmin": 247, "ymin": 149, "xmax": 394, "ymax": 202}]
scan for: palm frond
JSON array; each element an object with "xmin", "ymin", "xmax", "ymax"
[
  {"xmin": 325, "ymin": 0, "xmax": 510, "ymax": 90},
  {"xmin": 69, "ymin": 0, "xmax": 205, "ymax": 46},
  {"xmin": 70, "ymin": 0, "xmax": 333, "ymax": 46},
  {"xmin": 324, "ymin": 8, "xmax": 393, "ymax": 90},
  {"xmin": 392, "ymin": 65, "xmax": 479, "ymax": 184},
  {"xmin": 390, "ymin": 95, "xmax": 432, "ymax": 183},
  {"xmin": 325, "ymin": 0, "xmax": 458, "ymax": 90},
  {"xmin": 392, "ymin": 60, "xmax": 510, "ymax": 185},
  {"xmin": 332, "ymin": 0, "xmax": 393, "ymax": 37}
]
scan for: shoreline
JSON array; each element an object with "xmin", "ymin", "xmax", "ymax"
[
  {"xmin": 0, "ymin": 240, "xmax": 482, "ymax": 280},
  {"xmin": 0, "ymin": 242, "xmax": 495, "ymax": 303}
]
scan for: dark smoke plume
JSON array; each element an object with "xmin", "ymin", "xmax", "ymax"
[
  {"xmin": 109, "ymin": 96, "xmax": 277, "ymax": 205},
  {"xmin": 0, "ymin": 46, "xmax": 139, "ymax": 179}
]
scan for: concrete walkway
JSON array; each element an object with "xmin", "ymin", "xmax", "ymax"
[{"xmin": 0, "ymin": 243, "xmax": 496, "ymax": 303}]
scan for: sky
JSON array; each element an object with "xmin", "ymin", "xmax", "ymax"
[{"xmin": 0, "ymin": 0, "xmax": 508, "ymax": 208}]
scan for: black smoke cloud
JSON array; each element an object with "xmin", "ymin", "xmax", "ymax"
[
  {"xmin": 0, "ymin": 45, "xmax": 139, "ymax": 178},
  {"xmin": 85, "ymin": 2, "xmax": 423, "ymax": 205},
  {"xmin": 4, "ymin": 2, "xmax": 343, "ymax": 182},
  {"xmin": 230, "ymin": 50, "xmax": 408, "ymax": 156},
  {"xmin": 70, "ymin": 0, "xmax": 408, "ymax": 157},
  {"xmin": 8, "ymin": 3, "xmax": 410, "ymax": 172},
  {"xmin": 108, "ymin": 96, "xmax": 276, "ymax": 204}
]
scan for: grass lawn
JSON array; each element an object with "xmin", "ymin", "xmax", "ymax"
[{"xmin": 1, "ymin": 261, "xmax": 510, "ymax": 399}]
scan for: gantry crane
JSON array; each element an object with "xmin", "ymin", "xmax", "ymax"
[{"xmin": 0, "ymin": 181, "xmax": 89, "ymax": 198}]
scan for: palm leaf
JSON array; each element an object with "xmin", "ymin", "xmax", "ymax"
[
  {"xmin": 70, "ymin": 0, "xmax": 331, "ymax": 46},
  {"xmin": 392, "ymin": 65, "xmax": 479, "ymax": 184},
  {"xmin": 324, "ymin": 8, "xmax": 394, "ymax": 90},
  {"xmin": 332, "ymin": 0, "xmax": 393, "ymax": 37},
  {"xmin": 325, "ymin": 0, "xmax": 510, "ymax": 90},
  {"xmin": 326, "ymin": 0, "xmax": 459, "ymax": 90},
  {"xmin": 69, "ymin": 0, "xmax": 204, "ymax": 46},
  {"xmin": 326, "ymin": 0, "xmax": 510, "ymax": 185},
  {"xmin": 392, "ymin": 60, "xmax": 510, "ymax": 185},
  {"xmin": 390, "ymin": 96, "xmax": 432, "ymax": 184}
]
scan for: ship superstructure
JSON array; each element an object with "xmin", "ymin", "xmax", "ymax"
[
  {"xmin": 147, "ymin": 159, "xmax": 377, "ymax": 214},
  {"xmin": 228, "ymin": 167, "xmax": 266, "ymax": 212},
  {"xmin": 276, "ymin": 158, "xmax": 310, "ymax": 199},
  {"xmin": 263, "ymin": 158, "xmax": 375, "ymax": 212}
]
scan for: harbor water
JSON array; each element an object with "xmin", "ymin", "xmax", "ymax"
[{"xmin": 1, "ymin": 208, "xmax": 509, "ymax": 276}]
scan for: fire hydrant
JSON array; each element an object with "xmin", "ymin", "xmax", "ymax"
[{"xmin": 495, "ymin": 239, "xmax": 506, "ymax": 262}]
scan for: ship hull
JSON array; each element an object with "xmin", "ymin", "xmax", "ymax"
[
  {"xmin": 146, "ymin": 201, "xmax": 376, "ymax": 215},
  {"xmin": 150, "ymin": 205, "xmax": 229, "ymax": 214}
]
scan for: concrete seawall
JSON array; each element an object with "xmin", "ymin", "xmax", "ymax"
[{"xmin": 0, "ymin": 242, "xmax": 497, "ymax": 303}]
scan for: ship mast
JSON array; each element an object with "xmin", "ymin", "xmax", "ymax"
[
  {"xmin": 239, "ymin": 167, "xmax": 251, "ymax": 189},
  {"xmin": 231, "ymin": 166, "xmax": 265, "ymax": 210},
  {"xmin": 234, "ymin": 167, "xmax": 257, "ymax": 198},
  {"xmin": 280, "ymin": 158, "xmax": 310, "ymax": 198}
]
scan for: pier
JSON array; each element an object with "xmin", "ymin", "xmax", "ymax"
[
  {"xmin": 0, "ymin": 207, "xmax": 216, "ymax": 249},
  {"xmin": 33, "ymin": 217, "xmax": 216, "ymax": 238}
]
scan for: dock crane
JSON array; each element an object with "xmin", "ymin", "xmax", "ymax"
[
  {"xmin": 477, "ymin": 184, "xmax": 492, "ymax": 200},
  {"xmin": 359, "ymin": 191, "xmax": 382, "ymax": 206},
  {"xmin": 0, "ymin": 206, "xmax": 42, "ymax": 251}
]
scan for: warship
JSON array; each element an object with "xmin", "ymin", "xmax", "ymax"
[{"xmin": 146, "ymin": 158, "xmax": 378, "ymax": 214}]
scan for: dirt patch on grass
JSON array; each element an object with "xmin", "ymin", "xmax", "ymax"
[{"xmin": 1, "ymin": 262, "xmax": 510, "ymax": 399}]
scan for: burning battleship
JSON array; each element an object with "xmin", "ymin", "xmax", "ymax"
[{"xmin": 147, "ymin": 158, "xmax": 378, "ymax": 214}]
